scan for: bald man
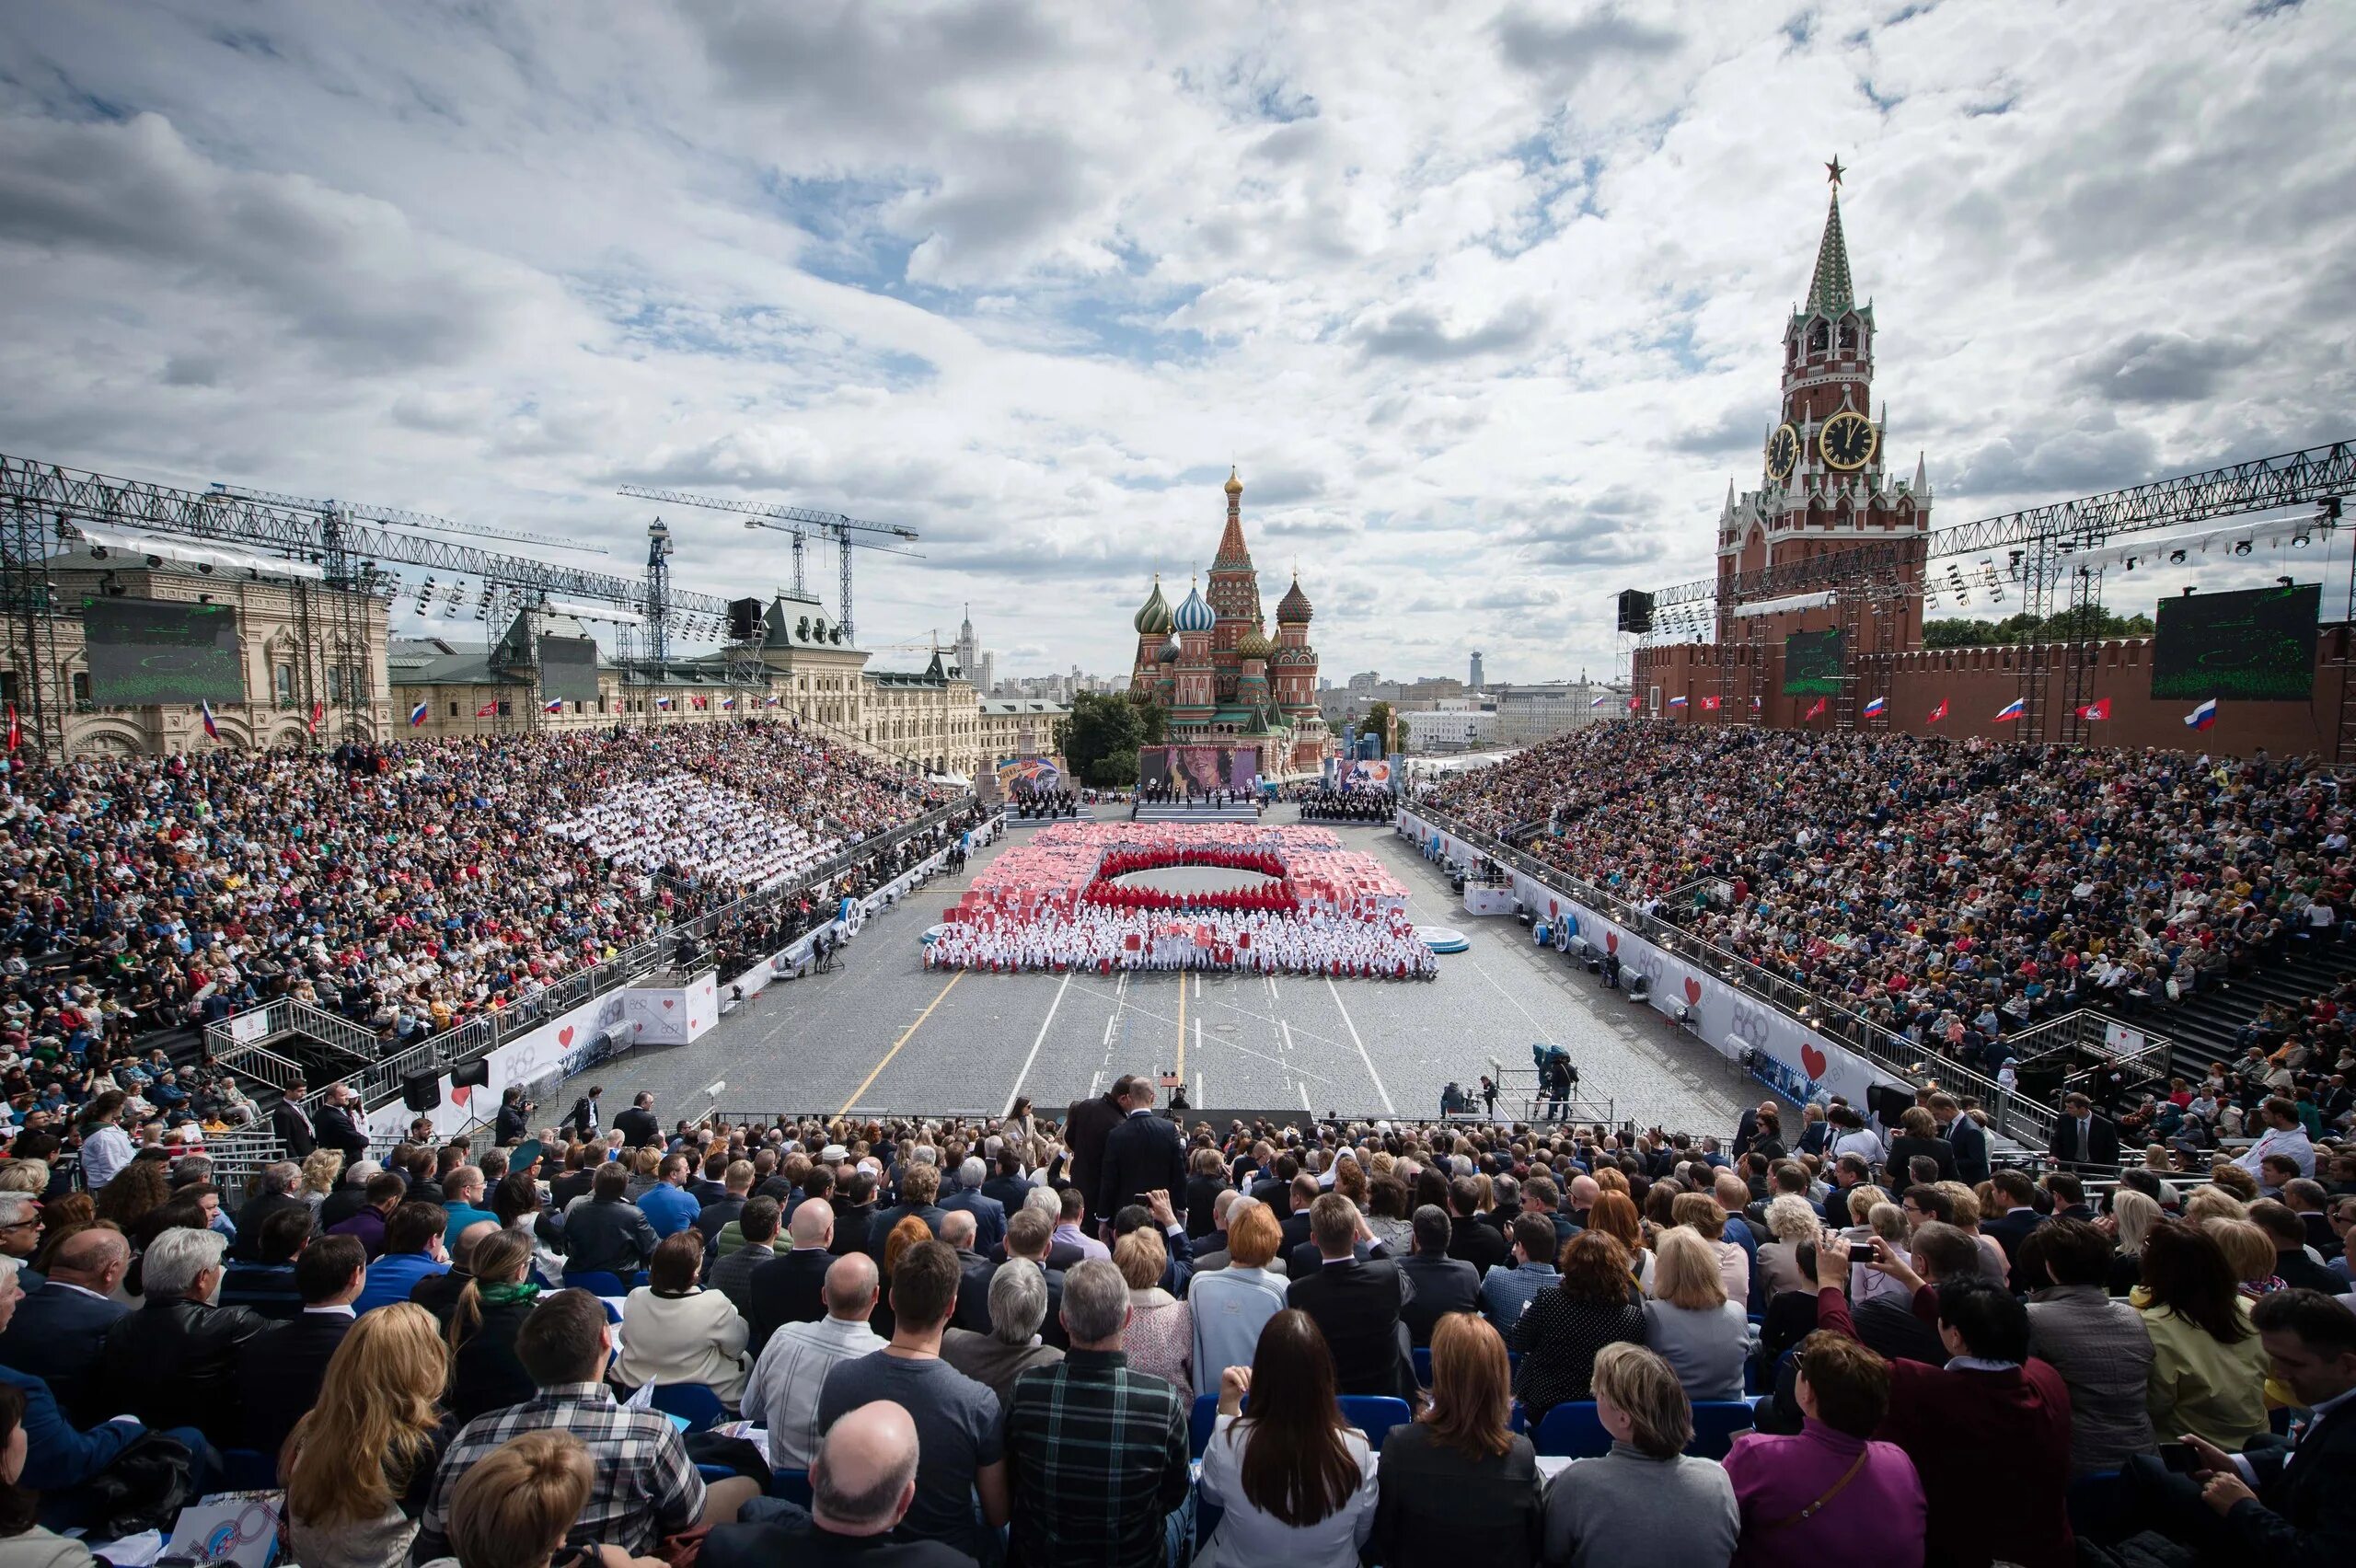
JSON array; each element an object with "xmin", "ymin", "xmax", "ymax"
[
  {"xmin": 704, "ymin": 1400, "xmax": 976, "ymax": 1568},
  {"xmin": 741, "ymin": 1253, "xmax": 883, "ymax": 1470},
  {"xmin": 748, "ymin": 1198, "xmax": 839, "ymax": 1352},
  {"xmin": 0, "ymin": 1228, "xmax": 129, "ymax": 1422}
]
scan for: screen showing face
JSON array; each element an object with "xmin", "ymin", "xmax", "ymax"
[
  {"xmin": 84, "ymin": 597, "xmax": 245, "ymax": 707},
  {"xmin": 1782, "ymin": 628, "xmax": 1843, "ymax": 697}
]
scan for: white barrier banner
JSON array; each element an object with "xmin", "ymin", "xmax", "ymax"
[{"xmin": 1401, "ymin": 812, "xmax": 1907, "ymax": 1108}]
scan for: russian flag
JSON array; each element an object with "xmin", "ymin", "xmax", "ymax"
[
  {"xmin": 200, "ymin": 699, "xmax": 220, "ymax": 740},
  {"xmin": 543, "ymin": 698, "xmax": 564, "ymax": 714},
  {"xmin": 656, "ymin": 696, "xmax": 673, "ymax": 709},
  {"xmin": 1862, "ymin": 696, "xmax": 1887, "ymax": 718},
  {"xmin": 1993, "ymin": 698, "xmax": 2027, "ymax": 723},
  {"xmin": 2185, "ymin": 698, "xmax": 2218, "ymax": 731},
  {"xmin": 762, "ymin": 696, "xmax": 780, "ymax": 708},
  {"xmin": 1668, "ymin": 695, "xmax": 1689, "ymax": 709},
  {"xmin": 1589, "ymin": 692, "xmax": 1611, "ymax": 708},
  {"xmin": 722, "ymin": 696, "xmax": 737, "ymax": 709},
  {"xmin": 408, "ymin": 701, "xmax": 428, "ymax": 727}
]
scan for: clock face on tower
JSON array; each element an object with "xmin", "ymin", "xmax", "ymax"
[
  {"xmin": 1765, "ymin": 423, "xmax": 1799, "ymax": 483},
  {"xmin": 1819, "ymin": 409, "xmax": 1877, "ymax": 471}
]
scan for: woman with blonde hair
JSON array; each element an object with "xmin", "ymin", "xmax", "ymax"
[
  {"xmin": 1114, "ymin": 1227, "xmax": 1193, "ymax": 1400},
  {"xmin": 2095, "ymin": 1186, "xmax": 2160, "ymax": 1296},
  {"xmin": 614, "ymin": 1231, "xmax": 749, "ymax": 1407},
  {"xmin": 283, "ymin": 1303, "xmax": 450, "ymax": 1568},
  {"xmin": 299, "ymin": 1148, "xmax": 344, "ymax": 1211},
  {"xmin": 1669, "ymin": 1192, "xmax": 1749, "ymax": 1306},
  {"xmin": 0, "ymin": 1162, "xmax": 46, "ymax": 1195},
  {"xmin": 2180, "ymin": 1183, "xmax": 2246, "ymax": 1228},
  {"xmin": 2201, "ymin": 1216, "xmax": 2284, "ymax": 1298},
  {"xmin": 1371, "ymin": 1312, "xmax": 1542, "ymax": 1568},
  {"xmin": 1755, "ymin": 1194, "xmax": 1819, "ymax": 1297},
  {"xmin": 1585, "ymin": 1190, "xmax": 1653, "ymax": 1294},
  {"xmin": 1854, "ymin": 1203, "xmax": 1915, "ymax": 1307},
  {"xmin": 1539, "ymin": 1343, "xmax": 1738, "ymax": 1567},
  {"xmin": 420, "ymin": 1430, "xmax": 596, "ymax": 1568},
  {"xmin": 1641, "ymin": 1228, "xmax": 1750, "ymax": 1403},
  {"xmin": 444, "ymin": 1229, "xmax": 540, "ymax": 1424}
]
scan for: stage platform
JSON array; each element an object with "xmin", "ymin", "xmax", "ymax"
[{"xmin": 1133, "ymin": 803, "xmax": 1263, "ymax": 823}]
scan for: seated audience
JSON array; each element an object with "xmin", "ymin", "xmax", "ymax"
[
  {"xmin": 1513, "ymin": 1229, "xmax": 1648, "ymax": 1424},
  {"xmin": 744, "ymin": 1252, "xmax": 885, "ymax": 1470},
  {"xmin": 1189, "ymin": 1198, "xmax": 1289, "ymax": 1384},
  {"xmin": 98, "ymin": 1227, "xmax": 269, "ymax": 1449},
  {"xmin": 1113, "ymin": 1226, "xmax": 1192, "ymax": 1401},
  {"xmin": 1398, "ymin": 1203, "xmax": 1481, "ymax": 1346},
  {"xmin": 1540, "ymin": 1342, "xmax": 1739, "ymax": 1568},
  {"xmin": 941, "ymin": 1260, "xmax": 1062, "ymax": 1411},
  {"xmin": 1642, "ymin": 1228, "xmax": 1750, "ymax": 1402},
  {"xmin": 443, "ymin": 1230, "xmax": 544, "ymax": 1426},
  {"xmin": 1723, "ymin": 1332, "xmax": 1925, "ymax": 1568},
  {"xmin": 282, "ymin": 1302, "xmax": 449, "ymax": 1568},
  {"xmin": 703, "ymin": 1401, "xmax": 980, "ymax": 1568},
  {"xmin": 2138, "ymin": 1218, "xmax": 2271, "ymax": 1451},
  {"xmin": 241, "ymin": 1234, "xmax": 366, "ymax": 1458},
  {"xmin": 411, "ymin": 1430, "xmax": 606, "ymax": 1568},
  {"xmin": 1373, "ymin": 1312, "xmax": 1542, "ymax": 1568},
  {"xmin": 355, "ymin": 1203, "xmax": 452, "ymax": 1315},
  {"xmin": 1197, "ymin": 1309, "xmax": 1380, "ymax": 1567},
  {"xmin": 613, "ymin": 1231, "xmax": 750, "ymax": 1408},
  {"xmin": 2020, "ymin": 1217, "xmax": 2156, "ymax": 1473},
  {"xmin": 0, "ymin": 1228, "xmax": 129, "ymax": 1424}
]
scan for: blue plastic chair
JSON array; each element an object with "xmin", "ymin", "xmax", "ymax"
[
  {"xmin": 1337, "ymin": 1396, "xmax": 1414, "ymax": 1450},
  {"xmin": 562, "ymin": 1268, "xmax": 629, "ymax": 1298},
  {"xmin": 771, "ymin": 1468, "xmax": 814, "ymax": 1506},
  {"xmin": 650, "ymin": 1381, "xmax": 727, "ymax": 1433},
  {"xmin": 1687, "ymin": 1401, "xmax": 1757, "ymax": 1459},
  {"xmin": 1533, "ymin": 1401, "xmax": 1612, "ymax": 1458},
  {"xmin": 1189, "ymin": 1392, "xmax": 1222, "ymax": 1459},
  {"xmin": 2066, "ymin": 1470, "xmax": 2129, "ymax": 1543},
  {"xmin": 1412, "ymin": 1346, "xmax": 1433, "ymax": 1388},
  {"xmin": 695, "ymin": 1464, "xmax": 734, "ymax": 1485}
]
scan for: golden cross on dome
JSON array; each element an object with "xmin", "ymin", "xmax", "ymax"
[{"xmin": 1825, "ymin": 156, "xmax": 1845, "ymax": 188}]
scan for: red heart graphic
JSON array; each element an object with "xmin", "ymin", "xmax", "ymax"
[
  {"xmin": 1683, "ymin": 976, "xmax": 1702, "ymax": 1006},
  {"xmin": 1604, "ymin": 931, "xmax": 1618, "ymax": 954},
  {"xmin": 662, "ymin": 998, "xmax": 674, "ymax": 1009},
  {"xmin": 687, "ymin": 1020, "xmax": 697, "ymax": 1029},
  {"xmin": 1800, "ymin": 1043, "xmax": 1828, "ymax": 1079},
  {"xmin": 558, "ymin": 1026, "xmax": 574, "ymax": 1047},
  {"xmin": 1548, "ymin": 900, "xmax": 1559, "ymax": 918},
  {"xmin": 449, "ymin": 1084, "xmax": 471, "ymax": 1107}
]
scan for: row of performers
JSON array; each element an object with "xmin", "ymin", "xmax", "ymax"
[{"xmin": 1080, "ymin": 882, "xmax": 1298, "ymax": 913}]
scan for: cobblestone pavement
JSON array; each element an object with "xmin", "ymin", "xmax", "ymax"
[{"xmin": 595, "ymin": 807, "xmax": 1750, "ymax": 1138}]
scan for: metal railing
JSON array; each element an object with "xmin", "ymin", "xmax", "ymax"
[
  {"xmin": 205, "ymin": 794, "xmax": 983, "ymax": 1115},
  {"xmin": 1403, "ymin": 800, "xmax": 2059, "ymax": 1147},
  {"xmin": 2002, "ymin": 1008, "xmax": 2176, "ymax": 1087}
]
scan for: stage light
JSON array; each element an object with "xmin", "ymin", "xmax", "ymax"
[
  {"xmin": 2278, "ymin": 576, "xmax": 2295, "ymax": 588},
  {"xmin": 2181, "ymin": 586, "xmax": 2197, "ymax": 597},
  {"xmin": 2233, "ymin": 540, "xmax": 2252, "ymax": 556},
  {"xmin": 2168, "ymin": 549, "xmax": 2187, "ymax": 565},
  {"xmin": 145, "ymin": 554, "xmax": 162, "ymax": 568},
  {"xmin": 2294, "ymin": 532, "xmax": 2311, "ymax": 548},
  {"xmin": 88, "ymin": 546, "xmax": 107, "ymax": 559}
]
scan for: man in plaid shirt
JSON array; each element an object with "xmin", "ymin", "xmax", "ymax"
[
  {"xmin": 415, "ymin": 1290, "xmax": 757, "ymax": 1560},
  {"xmin": 1003, "ymin": 1259, "xmax": 1192, "ymax": 1568}
]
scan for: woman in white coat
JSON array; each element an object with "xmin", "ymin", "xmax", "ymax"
[
  {"xmin": 1195, "ymin": 1309, "xmax": 1378, "ymax": 1568},
  {"xmin": 613, "ymin": 1231, "xmax": 750, "ymax": 1408}
]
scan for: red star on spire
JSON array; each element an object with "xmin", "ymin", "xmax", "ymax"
[{"xmin": 1826, "ymin": 156, "xmax": 1845, "ymax": 188}]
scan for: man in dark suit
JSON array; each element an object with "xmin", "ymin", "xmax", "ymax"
[
  {"xmin": 1003, "ymin": 1207, "xmax": 1069, "ymax": 1350},
  {"xmin": 313, "ymin": 1081, "xmax": 372, "ymax": 1168},
  {"xmin": 567, "ymin": 1084, "xmax": 604, "ymax": 1139},
  {"xmin": 1931, "ymin": 1092, "xmax": 1991, "ymax": 1185},
  {"xmin": 1277, "ymin": 1173, "xmax": 1322, "ymax": 1260},
  {"xmin": 232, "ymin": 1161, "xmax": 313, "ymax": 1262},
  {"xmin": 940, "ymin": 1211, "xmax": 997, "ymax": 1332},
  {"xmin": 747, "ymin": 1199, "xmax": 839, "ymax": 1354},
  {"xmin": 980, "ymin": 1148, "xmax": 1034, "ymax": 1220},
  {"xmin": 613, "ymin": 1091, "xmax": 662, "ymax": 1149},
  {"xmin": 939, "ymin": 1158, "xmax": 1008, "ymax": 1254},
  {"xmin": 2128, "ymin": 1286, "xmax": 2356, "ymax": 1565},
  {"xmin": 0, "ymin": 1228, "xmax": 130, "ymax": 1423},
  {"xmin": 864, "ymin": 1163, "xmax": 948, "ymax": 1260},
  {"xmin": 239, "ymin": 1235, "xmax": 364, "ymax": 1455},
  {"xmin": 1287, "ymin": 1194, "xmax": 1414, "ymax": 1400},
  {"xmin": 1397, "ymin": 1205, "xmax": 1479, "ymax": 1347},
  {"xmin": 1983, "ymin": 1169, "xmax": 2047, "ymax": 1292},
  {"xmin": 271, "ymin": 1082, "xmax": 317, "ymax": 1159},
  {"xmin": 1445, "ymin": 1175, "xmax": 1508, "ymax": 1278},
  {"xmin": 1095, "ymin": 1080, "xmax": 1187, "ymax": 1233},
  {"xmin": 1066, "ymin": 1077, "xmax": 1132, "ymax": 1228},
  {"xmin": 2040, "ymin": 1170, "xmax": 2096, "ymax": 1226},
  {"xmin": 2049, "ymin": 1092, "xmax": 2119, "ymax": 1170}
]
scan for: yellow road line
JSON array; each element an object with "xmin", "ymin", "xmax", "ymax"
[{"xmin": 838, "ymin": 971, "xmax": 964, "ymax": 1116}]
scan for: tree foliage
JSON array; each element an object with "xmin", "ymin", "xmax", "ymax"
[
  {"xmin": 1922, "ymin": 605, "xmax": 2156, "ymax": 648},
  {"xmin": 1056, "ymin": 691, "xmax": 1150, "ymax": 786}
]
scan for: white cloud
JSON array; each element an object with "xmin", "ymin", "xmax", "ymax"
[{"xmin": 0, "ymin": 0, "xmax": 2350, "ymax": 688}]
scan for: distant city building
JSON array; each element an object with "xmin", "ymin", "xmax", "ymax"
[
  {"xmin": 1487, "ymin": 681, "xmax": 1625, "ymax": 744},
  {"xmin": 1469, "ymin": 651, "xmax": 1484, "ymax": 689},
  {"xmin": 1403, "ymin": 709, "xmax": 1498, "ymax": 752}
]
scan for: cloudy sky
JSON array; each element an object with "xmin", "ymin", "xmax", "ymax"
[{"xmin": 2, "ymin": 0, "xmax": 2350, "ymax": 685}]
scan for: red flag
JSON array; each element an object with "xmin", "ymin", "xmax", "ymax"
[
  {"xmin": 1804, "ymin": 698, "xmax": 1828, "ymax": 721},
  {"xmin": 1928, "ymin": 699, "xmax": 1949, "ymax": 724},
  {"xmin": 2075, "ymin": 698, "xmax": 2111, "ymax": 721},
  {"xmin": 1700, "ymin": 695, "xmax": 1721, "ymax": 710},
  {"xmin": 4, "ymin": 704, "xmax": 16, "ymax": 753},
  {"xmin": 1626, "ymin": 696, "xmax": 1640, "ymax": 710},
  {"xmin": 476, "ymin": 700, "xmax": 498, "ymax": 718}
]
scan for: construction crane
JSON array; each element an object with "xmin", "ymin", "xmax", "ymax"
[
  {"xmin": 615, "ymin": 483, "xmax": 920, "ymax": 644},
  {"xmin": 207, "ymin": 483, "xmax": 609, "ymax": 556}
]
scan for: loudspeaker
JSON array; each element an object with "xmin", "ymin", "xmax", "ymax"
[
  {"xmin": 401, "ymin": 1072, "xmax": 441, "ymax": 1112},
  {"xmin": 1866, "ymin": 1083, "xmax": 1915, "ymax": 1124},
  {"xmin": 727, "ymin": 597, "xmax": 764, "ymax": 642},
  {"xmin": 450, "ymin": 1058, "xmax": 491, "ymax": 1090},
  {"xmin": 1616, "ymin": 589, "xmax": 1656, "ymax": 635}
]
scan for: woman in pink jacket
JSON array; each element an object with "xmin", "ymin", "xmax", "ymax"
[{"xmin": 1722, "ymin": 1331, "xmax": 1926, "ymax": 1568}]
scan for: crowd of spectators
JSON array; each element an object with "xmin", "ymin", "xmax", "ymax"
[
  {"xmin": 1295, "ymin": 789, "xmax": 1397, "ymax": 824},
  {"xmin": 1422, "ymin": 723, "xmax": 2350, "ymax": 1072},
  {"xmin": 0, "ymin": 1054, "xmax": 2350, "ymax": 1566},
  {"xmin": 0, "ymin": 721, "xmax": 952, "ymax": 1143}
]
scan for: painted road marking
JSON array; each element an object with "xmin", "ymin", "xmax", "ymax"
[
  {"xmin": 1325, "ymin": 976, "xmax": 1396, "ymax": 1115},
  {"xmin": 838, "ymin": 971, "xmax": 963, "ymax": 1116},
  {"xmin": 1002, "ymin": 969, "xmax": 1073, "ymax": 1117}
]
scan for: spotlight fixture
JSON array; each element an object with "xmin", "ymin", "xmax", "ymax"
[
  {"xmin": 2181, "ymin": 586, "xmax": 2198, "ymax": 597},
  {"xmin": 88, "ymin": 545, "xmax": 108, "ymax": 560},
  {"xmin": 2233, "ymin": 540, "xmax": 2252, "ymax": 557},
  {"xmin": 146, "ymin": 554, "xmax": 163, "ymax": 568},
  {"xmin": 2278, "ymin": 576, "xmax": 2295, "ymax": 588},
  {"xmin": 2168, "ymin": 549, "xmax": 2187, "ymax": 565},
  {"xmin": 2293, "ymin": 532, "xmax": 2311, "ymax": 548}
]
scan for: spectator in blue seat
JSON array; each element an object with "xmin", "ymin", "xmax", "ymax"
[
  {"xmin": 1481, "ymin": 1213, "xmax": 1565, "ymax": 1334},
  {"xmin": 1540, "ymin": 1342, "xmax": 1738, "ymax": 1568},
  {"xmin": 98, "ymin": 1228, "xmax": 269, "ymax": 1450},
  {"xmin": 0, "ymin": 1228, "xmax": 129, "ymax": 1424},
  {"xmin": 638, "ymin": 1154, "xmax": 700, "ymax": 1240},
  {"xmin": 560, "ymin": 1164, "xmax": 658, "ymax": 1284},
  {"xmin": 355, "ymin": 1203, "xmax": 452, "ymax": 1315},
  {"xmin": 1641, "ymin": 1228, "xmax": 1750, "ymax": 1404},
  {"xmin": 1197, "ymin": 1309, "xmax": 1378, "ymax": 1566},
  {"xmin": 1372, "ymin": 1311, "xmax": 1542, "ymax": 1568}
]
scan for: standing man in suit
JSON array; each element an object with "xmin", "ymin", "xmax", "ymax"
[
  {"xmin": 940, "ymin": 1158, "xmax": 1008, "ymax": 1255},
  {"xmin": 2130, "ymin": 1287, "xmax": 2356, "ymax": 1563},
  {"xmin": 2049, "ymin": 1091, "xmax": 2119, "ymax": 1170},
  {"xmin": 231, "ymin": 1162, "xmax": 311, "ymax": 1262},
  {"xmin": 1066, "ymin": 1077, "xmax": 1132, "ymax": 1229},
  {"xmin": 1929, "ymin": 1092, "xmax": 1991, "ymax": 1185},
  {"xmin": 0, "ymin": 1228, "xmax": 130, "ymax": 1423},
  {"xmin": 238, "ymin": 1235, "xmax": 364, "ymax": 1455},
  {"xmin": 272, "ymin": 1080, "xmax": 317, "ymax": 1159},
  {"xmin": 1984, "ymin": 1169, "xmax": 2047, "ymax": 1292},
  {"xmin": 746, "ymin": 1198, "xmax": 838, "ymax": 1355},
  {"xmin": 1397, "ymin": 1205, "xmax": 1479, "ymax": 1347},
  {"xmin": 313, "ymin": 1082, "xmax": 372, "ymax": 1169},
  {"xmin": 1286, "ymin": 1194, "xmax": 1415, "ymax": 1400},
  {"xmin": 568, "ymin": 1084, "xmax": 604, "ymax": 1140},
  {"xmin": 1096, "ymin": 1078, "xmax": 1187, "ymax": 1236},
  {"xmin": 613, "ymin": 1091, "xmax": 661, "ymax": 1150}
]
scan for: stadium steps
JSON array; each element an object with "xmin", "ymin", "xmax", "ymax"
[{"xmin": 2148, "ymin": 941, "xmax": 2356, "ymax": 1079}]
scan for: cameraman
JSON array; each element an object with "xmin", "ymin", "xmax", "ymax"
[{"xmin": 495, "ymin": 1086, "xmax": 535, "ymax": 1147}]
